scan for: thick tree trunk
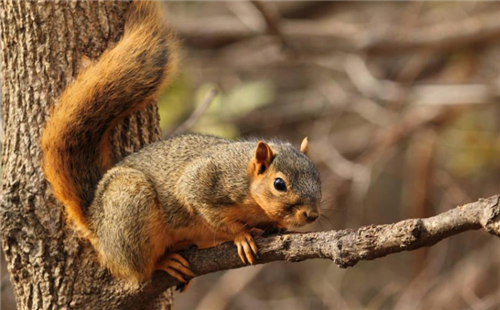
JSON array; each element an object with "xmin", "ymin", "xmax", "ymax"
[{"xmin": 0, "ymin": 1, "xmax": 173, "ymax": 309}]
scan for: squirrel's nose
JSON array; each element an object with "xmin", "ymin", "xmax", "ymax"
[{"xmin": 303, "ymin": 211, "xmax": 319, "ymax": 223}]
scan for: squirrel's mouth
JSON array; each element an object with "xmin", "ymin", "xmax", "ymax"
[
  {"xmin": 285, "ymin": 210, "xmax": 320, "ymax": 228},
  {"xmin": 255, "ymin": 200, "xmax": 319, "ymax": 229}
]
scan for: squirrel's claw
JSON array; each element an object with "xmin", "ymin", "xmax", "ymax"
[
  {"xmin": 166, "ymin": 253, "xmax": 191, "ymax": 269},
  {"xmin": 157, "ymin": 253, "xmax": 195, "ymax": 289},
  {"xmin": 163, "ymin": 266, "xmax": 187, "ymax": 283},
  {"xmin": 176, "ymin": 280, "xmax": 192, "ymax": 293},
  {"xmin": 234, "ymin": 232, "xmax": 258, "ymax": 265}
]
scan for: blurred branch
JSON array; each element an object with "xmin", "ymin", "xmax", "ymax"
[
  {"xmin": 249, "ymin": 1, "xmax": 280, "ymax": 37},
  {"xmin": 172, "ymin": 11, "xmax": 500, "ymax": 54},
  {"xmin": 139, "ymin": 195, "xmax": 500, "ymax": 298},
  {"xmin": 361, "ymin": 12, "xmax": 500, "ymax": 53},
  {"xmin": 171, "ymin": 17, "xmax": 358, "ymax": 50},
  {"xmin": 313, "ymin": 138, "xmax": 368, "ymax": 181},
  {"xmin": 226, "ymin": 1, "xmax": 265, "ymax": 32},
  {"xmin": 345, "ymin": 54, "xmax": 500, "ymax": 105},
  {"xmin": 171, "ymin": 89, "xmax": 218, "ymax": 135},
  {"xmin": 421, "ymin": 239, "xmax": 499, "ymax": 307},
  {"xmin": 249, "ymin": 0, "xmax": 291, "ymax": 52},
  {"xmin": 356, "ymin": 107, "xmax": 457, "ymax": 167}
]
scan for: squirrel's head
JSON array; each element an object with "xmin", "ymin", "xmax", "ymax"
[{"xmin": 248, "ymin": 138, "xmax": 321, "ymax": 229}]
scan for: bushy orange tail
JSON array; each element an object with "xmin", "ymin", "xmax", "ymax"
[{"xmin": 41, "ymin": 1, "xmax": 178, "ymax": 235}]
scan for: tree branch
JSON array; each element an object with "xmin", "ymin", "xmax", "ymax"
[{"xmin": 139, "ymin": 195, "xmax": 500, "ymax": 297}]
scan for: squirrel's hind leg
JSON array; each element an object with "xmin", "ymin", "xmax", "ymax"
[{"xmin": 90, "ymin": 167, "xmax": 170, "ymax": 282}]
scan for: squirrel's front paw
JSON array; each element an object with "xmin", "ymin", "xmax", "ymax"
[
  {"xmin": 157, "ymin": 253, "xmax": 195, "ymax": 290},
  {"xmin": 234, "ymin": 232, "xmax": 258, "ymax": 265}
]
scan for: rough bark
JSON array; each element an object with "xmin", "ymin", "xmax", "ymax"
[{"xmin": 0, "ymin": 1, "xmax": 173, "ymax": 309}]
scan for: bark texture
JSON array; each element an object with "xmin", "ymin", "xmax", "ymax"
[{"xmin": 0, "ymin": 1, "xmax": 173, "ymax": 309}]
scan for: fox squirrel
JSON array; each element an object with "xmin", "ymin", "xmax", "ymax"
[{"xmin": 41, "ymin": 1, "xmax": 321, "ymax": 289}]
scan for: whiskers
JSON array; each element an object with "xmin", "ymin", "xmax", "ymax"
[
  {"xmin": 316, "ymin": 217, "xmax": 325, "ymax": 231},
  {"xmin": 319, "ymin": 214, "xmax": 335, "ymax": 229},
  {"xmin": 319, "ymin": 196, "xmax": 337, "ymax": 210}
]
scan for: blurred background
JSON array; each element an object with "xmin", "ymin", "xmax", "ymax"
[{"xmin": 3, "ymin": 1, "xmax": 500, "ymax": 310}]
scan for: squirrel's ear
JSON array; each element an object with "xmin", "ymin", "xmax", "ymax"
[
  {"xmin": 254, "ymin": 141, "xmax": 274, "ymax": 174},
  {"xmin": 300, "ymin": 137, "xmax": 309, "ymax": 155}
]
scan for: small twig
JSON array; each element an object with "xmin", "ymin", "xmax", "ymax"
[{"xmin": 171, "ymin": 89, "xmax": 218, "ymax": 135}]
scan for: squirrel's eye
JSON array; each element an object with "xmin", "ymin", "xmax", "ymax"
[{"xmin": 273, "ymin": 178, "xmax": 287, "ymax": 192}]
